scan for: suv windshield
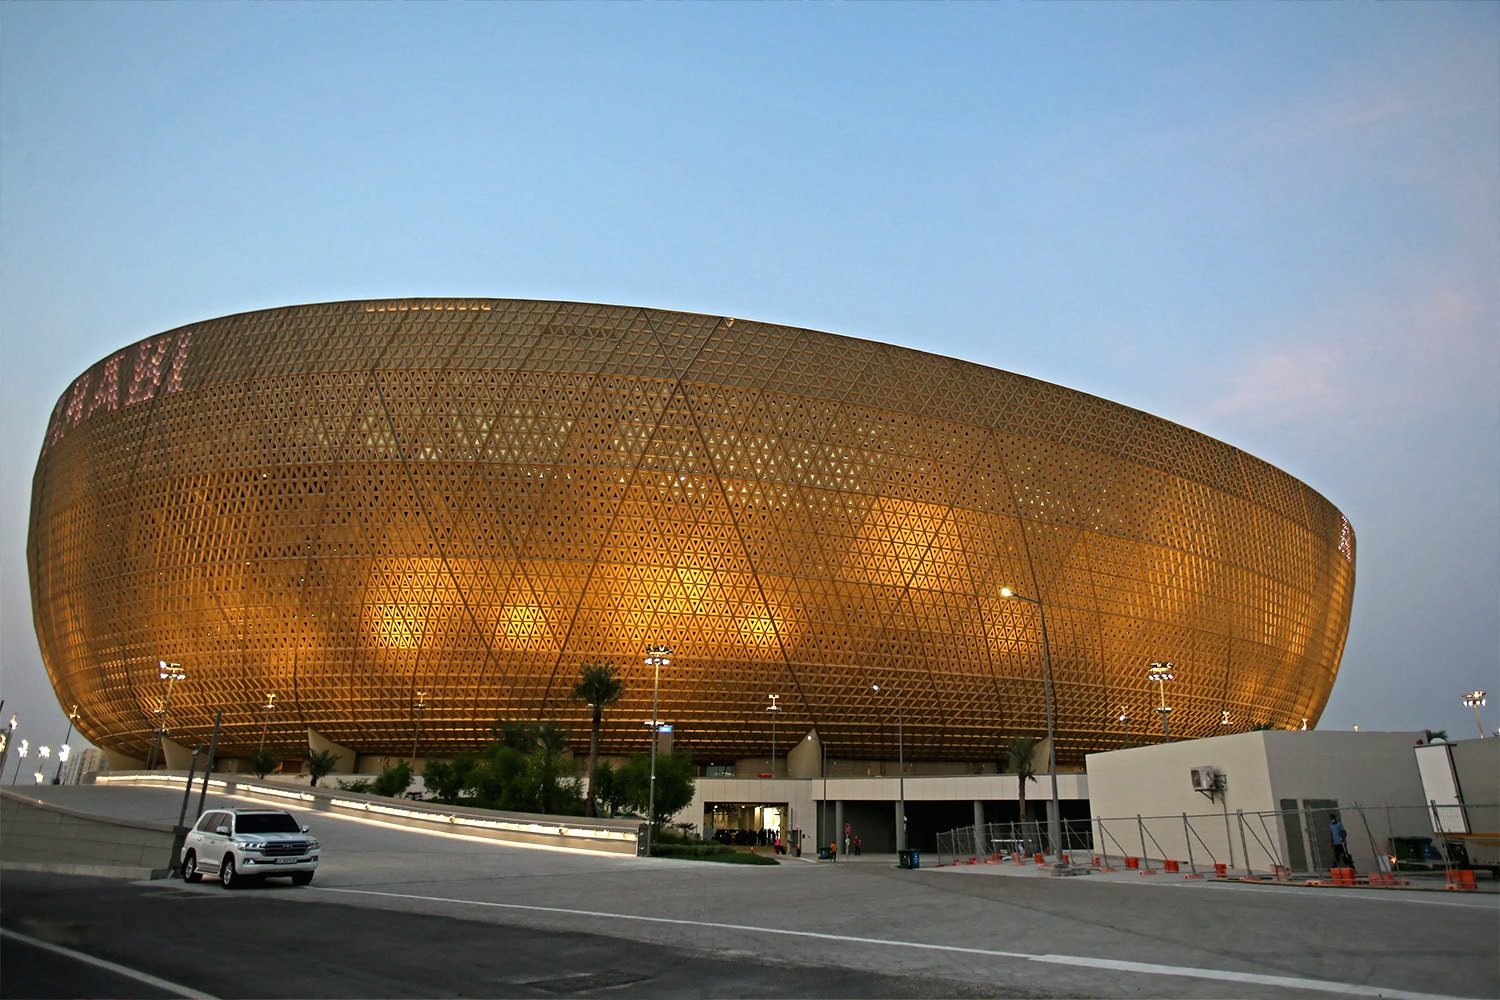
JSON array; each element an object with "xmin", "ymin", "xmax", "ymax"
[{"xmin": 235, "ymin": 813, "xmax": 302, "ymax": 834}]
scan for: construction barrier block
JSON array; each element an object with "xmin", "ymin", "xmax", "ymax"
[
  {"xmin": 1163, "ymin": 859, "xmax": 1180, "ymax": 873},
  {"xmin": 1139, "ymin": 868, "xmax": 1159, "ymax": 875},
  {"xmin": 1124, "ymin": 857, "xmax": 1140, "ymax": 869},
  {"xmin": 1184, "ymin": 872, "xmax": 1205, "ymax": 879},
  {"xmin": 1034, "ymin": 853, "xmax": 1046, "ymax": 865},
  {"xmin": 1446, "ymin": 870, "xmax": 1478, "ymax": 891},
  {"xmin": 1214, "ymin": 863, "xmax": 1228, "ymax": 878}
]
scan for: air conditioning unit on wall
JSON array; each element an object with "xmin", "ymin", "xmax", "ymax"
[{"xmin": 1190, "ymin": 765, "xmax": 1219, "ymax": 792}]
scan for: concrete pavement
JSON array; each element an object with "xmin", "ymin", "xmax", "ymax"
[{"xmin": 5, "ymin": 784, "xmax": 1497, "ymax": 999}]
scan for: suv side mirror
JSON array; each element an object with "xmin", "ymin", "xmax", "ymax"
[{"xmin": 302, "ymin": 825, "xmax": 310, "ymax": 833}]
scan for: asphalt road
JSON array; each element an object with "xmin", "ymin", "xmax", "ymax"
[{"xmin": 3, "ymin": 785, "xmax": 1496, "ymax": 999}]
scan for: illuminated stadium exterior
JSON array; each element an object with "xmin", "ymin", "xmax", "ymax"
[{"xmin": 28, "ymin": 299, "xmax": 1355, "ymax": 771}]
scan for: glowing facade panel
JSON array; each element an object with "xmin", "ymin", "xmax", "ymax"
[{"xmin": 28, "ymin": 300, "xmax": 1355, "ymax": 765}]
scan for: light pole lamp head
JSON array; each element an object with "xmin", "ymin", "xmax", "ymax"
[
  {"xmin": 263, "ymin": 692, "xmax": 278, "ymax": 711},
  {"xmin": 414, "ymin": 690, "xmax": 428, "ymax": 711},
  {"xmin": 159, "ymin": 661, "xmax": 186, "ymax": 682},
  {"xmin": 1464, "ymin": 690, "xmax": 1487, "ymax": 708},
  {"xmin": 767, "ymin": 693, "xmax": 780, "ymax": 712},
  {"xmin": 1147, "ymin": 662, "xmax": 1175, "ymax": 683},
  {"xmin": 644, "ymin": 644, "xmax": 673, "ymax": 667}
]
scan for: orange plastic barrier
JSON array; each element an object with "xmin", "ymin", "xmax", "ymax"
[
  {"xmin": 1124, "ymin": 857, "xmax": 1139, "ymax": 869},
  {"xmin": 1163, "ymin": 859, "xmax": 1180, "ymax": 873},
  {"xmin": 1446, "ymin": 869, "xmax": 1478, "ymax": 891},
  {"xmin": 1214, "ymin": 863, "xmax": 1228, "ymax": 877}
]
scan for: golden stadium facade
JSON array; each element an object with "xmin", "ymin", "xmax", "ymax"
[{"xmin": 28, "ymin": 299, "xmax": 1355, "ymax": 767}]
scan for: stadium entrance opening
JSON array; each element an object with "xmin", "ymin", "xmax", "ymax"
[{"xmin": 704, "ymin": 802, "xmax": 794, "ymax": 850}]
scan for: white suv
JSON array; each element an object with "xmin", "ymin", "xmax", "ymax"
[{"xmin": 181, "ymin": 807, "xmax": 320, "ymax": 888}]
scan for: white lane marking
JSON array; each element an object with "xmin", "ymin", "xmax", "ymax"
[
  {"xmin": 0, "ymin": 927, "xmax": 217, "ymax": 999},
  {"xmin": 316, "ymin": 886, "xmax": 1477, "ymax": 1000}
]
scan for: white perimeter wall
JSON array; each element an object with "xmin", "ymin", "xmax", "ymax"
[{"xmin": 1086, "ymin": 731, "xmax": 1426, "ymax": 874}]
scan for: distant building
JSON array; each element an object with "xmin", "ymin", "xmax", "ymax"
[{"xmin": 59, "ymin": 747, "xmax": 106, "ymax": 785}]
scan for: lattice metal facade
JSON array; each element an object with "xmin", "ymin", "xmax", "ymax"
[{"xmin": 28, "ymin": 299, "xmax": 1355, "ymax": 766}]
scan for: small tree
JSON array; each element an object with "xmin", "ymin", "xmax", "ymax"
[
  {"xmin": 572, "ymin": 662, "xmax": 625, "ymax": 817},
  {"xmin": 615, "ymin": 751, "xmax": 695, "ymax": 838},
  {"xmin": 1005, "ymin": 736, "xmax": 1040, "ymax": 847},
  {"xmin": 306, "ymin": 749, "xmax": 341, "ymax": 788},
  {"xmin": 247, "ymin": 748, "xmax": 279, "ymax": 779},
  {"xmin": 422, "ymin": 753, "xmax": 478, "ymax": 802},
  {"xmin": 372, "ymin": 760, "xmax": 414, "ymax": 797}
]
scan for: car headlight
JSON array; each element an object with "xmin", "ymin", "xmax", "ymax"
[{"xmin": 306, "ymin": 839, "xmax": 320, "ymax": 850}]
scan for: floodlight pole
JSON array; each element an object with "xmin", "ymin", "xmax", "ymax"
[
  {"xmin": 147, "ymin": 662, "xmax": 186, "ymax": 770},
  {"xmin": 1148, "ymin": 662, "xmax": 1175, "ymax": 743},
  {"xmin": 53, "ymin": 705, "xmax": 80, "ymax": 784},
  {"xmin": 644, "ymin": 645, "xmax": 672, "ymax": 855},
  {"xmin": 1463, "ymin": 691, "xmax": 1488, "ymax": 739}
]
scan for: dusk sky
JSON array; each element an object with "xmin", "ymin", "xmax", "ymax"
[{"xmin": 2, "ymin": 3, "xmax": 1495, "ymax": 766}]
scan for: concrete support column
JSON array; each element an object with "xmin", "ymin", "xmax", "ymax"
[
  {"xmin": 834, "ymin": 800, "xmax": 844, "ymax": 856},
  {"xmin": 974, "ymin": 799, "xmax": 986, "ymax": 858},
  {"xmin": 894, "ymin": 800, "xmax": 903, "ymax": 854}
]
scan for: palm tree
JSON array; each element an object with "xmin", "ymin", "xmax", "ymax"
[
  {"xmin": 306, "ymin": 749, "xmax": 341, "ymax": 788},
  {"xmin": 572, "ymin": 662, "xmax": 625, "ymax": 817},
  {"xmin": 1006, "ymin": 735, "xmax": 1040, "ymax": 849}
]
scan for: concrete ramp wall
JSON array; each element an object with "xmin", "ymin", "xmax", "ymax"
[{"xmin": 0, "ymin": 788, "xmax": 175, "ymax": 878}]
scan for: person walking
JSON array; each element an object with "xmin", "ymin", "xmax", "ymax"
[
  {"xmin": 1329, "ymin": 814, "xmax": 1354, "ymax": 869},
  {"xmin": 853, "ymin": 834, "xmax": 861, "ymax": 856}
]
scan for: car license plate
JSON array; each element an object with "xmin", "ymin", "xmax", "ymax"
[{"xmin": 275, "ymin": 858, "xmax": 298, "ymax": 864}]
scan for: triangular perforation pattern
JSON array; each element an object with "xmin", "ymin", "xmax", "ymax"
[{"xmin": 29, "ymin": 299, "xmax": 1353, "ymax": 764}]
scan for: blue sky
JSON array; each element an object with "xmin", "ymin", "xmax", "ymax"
[{"xmin": 2, "ymin": 3, "xmax": 1495, "ymax": 762}]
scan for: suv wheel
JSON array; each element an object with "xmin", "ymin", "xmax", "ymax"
[
  {"xmin": 219, "ymin": 856, "xmax": 240, "ymax": 889},
  {"xmin": 182, "ymin": 850, "xmax": 202, "ymax": 883}
]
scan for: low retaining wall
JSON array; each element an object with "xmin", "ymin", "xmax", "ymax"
[
  {"xmin": 0, "ymin": 788, "xmax": 175, "ymax": 878},
  {"xmin": 94, "ymin": 772, "xmax": 646, "ymax": 856}
]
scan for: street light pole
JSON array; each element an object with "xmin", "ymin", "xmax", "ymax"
[
  {"xmin": 643, "ymin": 645, "xmax": 672, "ymax": 856},
  {"xmin": 411, "ymin": 691, "xmax": 427, "ymax": 761},
  {"xmin": 258, "ymin": 693, "xmax": 277, "ymax": 752},
  {"xmin": 1463, "ymin": 691, "xmax": 1488, "ymax": 739},
  {"xmin": 52, "ymin": 705, "xmax": 80, "ymax": 784},
  {"xmin": 999, "ymin": 587, "xmax": 1064, "ymax": 867},
  {"xmin": 767, "ymin": 694, "xmax": 780, "ymax": 777},
  {"xmin": 871, "ymin": 684, "xmax": 905, "ymax": 853},
  {"xmin": 1148, "ymin": 662, "xmax": 1175, "ymax": 742}
]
